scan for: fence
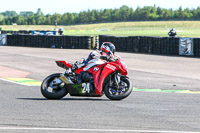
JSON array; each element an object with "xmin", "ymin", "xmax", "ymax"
[{"xmin": 99, "ymin": 35, "xmax": 200, "ymax": 57}]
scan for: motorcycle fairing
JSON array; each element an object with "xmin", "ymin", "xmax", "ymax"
[
  {"xmin": 65, "ymin": 64, "xmax": 105, "ymax": 96},
  {"xmin": 83, "ymin": 58, "xmax": 106, "ymax": 71},
  {"xmin": 65, "ymin": 83, "xmax": 99, "ymax": 97},
  {"xmin": 65, "ymin": 62, "xmax": 116, "ymax": 96},
  {"xmin": 88, "ymin": 62, "xmax": 117, "ymax": 95},
  {"xmin": 56, "ymin": 61, "xmax": 72, "ymax": 70}
]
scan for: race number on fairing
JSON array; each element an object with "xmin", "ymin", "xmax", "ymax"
[{"xmin": 82, "ymin": 83, "xmax": 90, "ymax": 93}]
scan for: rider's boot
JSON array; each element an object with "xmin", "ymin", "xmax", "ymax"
[
  {"xmin": 64, "ymin": 64, "xmax": 83, "ymax": 84},
  {"xmin": 65, "ymin": 64, "xmax": 78, "ymax": 76}
]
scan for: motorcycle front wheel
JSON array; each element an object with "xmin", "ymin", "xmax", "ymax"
[
  {"xmin": 104, "ymin": 76, "xmax": 132, "ymax": 100},
  {"xmin": 41, "ymin": 73, "xmax": 68, "ymax": 99}
]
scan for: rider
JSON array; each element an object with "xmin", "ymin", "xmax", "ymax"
[
  {"xmin": 58, "ymin": 27, "xmax": 64, "ymax": 35},
  {"xmin": 66, "ymin": 42, "xmax": 116, "ymax": 83},
  {"xmin": 168, "ymin": 28, "xmax": 177, "ymax": 37}
]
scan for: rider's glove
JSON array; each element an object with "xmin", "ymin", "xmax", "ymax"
[
  {"xmin": 107, "ymin": 56, "xmax": 115, "ymax": 62},
  {"xmin": 100, "ymin": 56, "xmax": 115, "ymax": 62},
  {"xmin": 71, "ymin": 64, "xmax": 78, "ymax": 72},
  {"xmin": 100, "ymin": 56, "xmax": 108, "ymax": 60},
  {"xmin": 75, "ymin": 58, "xmax": 85, "ymax": 65}
]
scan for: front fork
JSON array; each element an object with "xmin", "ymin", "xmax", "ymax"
[
  {"xmin": 109, "ymin": 72, "xmax": 120, "ymax": 88},
  {"xmin": 115, "ymin": 73, "xmax": 121, "ymax": 84}
]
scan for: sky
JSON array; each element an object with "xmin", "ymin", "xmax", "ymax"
[{"xmin": 0, "ymin": 0, "xmax": 200, "ymax": 15}]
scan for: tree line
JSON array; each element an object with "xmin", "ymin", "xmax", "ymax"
[{"xmin": 1, "ymin": 5, "xmax": 200, "ymax": 25}]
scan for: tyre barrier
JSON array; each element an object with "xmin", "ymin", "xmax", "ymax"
[
  {"xmin": 99, "ymin": 35, "xmax": 200, "ymax": 57},
  {"xmin": 4, "ymin": 34, "xmax": 200, "ymax": 57},
  {"xmin": 193, "ymin": 38, "xmax": 200, "ymax": 57},
  {"xmin": 6, "ymin": 35, "xmax": 92, "ymax": 49},
  {"xmin": 0, "ymin": 30, "xmax": 31, "ymax": 35},
  {"xmin": 0, "ymin": 30, "xmax": 57, "ymax": 35}
]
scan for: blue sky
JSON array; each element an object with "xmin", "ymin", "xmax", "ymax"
[{"xmin": 0, "ymin": 0, "xmax": 200, "ymax": 14}]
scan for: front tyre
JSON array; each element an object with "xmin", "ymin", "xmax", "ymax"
[
  {"xmin": 104, "ymin": 77, "xmax": 132, "ymax": 100},
  {"xmin": 41, "ymin": 73, "xmax": 68, "ymax": 99}
]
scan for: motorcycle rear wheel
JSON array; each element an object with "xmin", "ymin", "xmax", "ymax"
[
  {"xmin": 104, "ymin": 77, "xmax": 132, "ymax": 100},
  {"xmin": 41, "ymin": 73, "xmax": 68, "ymax": 99}
]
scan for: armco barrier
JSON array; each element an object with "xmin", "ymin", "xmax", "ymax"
[
  {"xmin": 6, "ymin": 35, "xmax": 92, "ymax": 49},
  {"xmin": 99, "ymin": 35, "xmax": 200, "ymax": 57}
]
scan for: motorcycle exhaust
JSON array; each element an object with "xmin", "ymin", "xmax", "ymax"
[{"xmin": 59, "ymin": 74, "xmax": 73, "ymax": 84}]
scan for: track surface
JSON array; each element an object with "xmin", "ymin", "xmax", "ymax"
[{"xmin": 0, "ymin": 46, "xmax": 200, "ymax": 133}]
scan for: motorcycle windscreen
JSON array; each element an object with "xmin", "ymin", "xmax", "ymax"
[{"xmin": 65, "ymin": 83, "xmax": 101, "ymax": 97}]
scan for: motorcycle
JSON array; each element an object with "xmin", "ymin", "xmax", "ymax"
[{"xmin": 41, "ymin": 55, "xmax": 132, "ymax": 100}]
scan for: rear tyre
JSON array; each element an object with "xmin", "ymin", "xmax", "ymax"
[
  {"xmin": 41, "ymin": 73, "xmax": 68, "ymax": 99},
  {"xmin": 104, "ymin": 77, "xmax": 132, "ymax": 100}
]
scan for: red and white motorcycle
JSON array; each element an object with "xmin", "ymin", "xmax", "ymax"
[{"xmin": 41, "ymin": 55, "xmax": 132, "ymax": 100}]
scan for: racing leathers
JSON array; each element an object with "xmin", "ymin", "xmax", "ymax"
[
  {"xmin": 66, "ymin": 50, "xmax": 115, "ymax": 83},
  {"xmin": 72, "ymin": 50, "xmax": 115, "ymax": 71}
]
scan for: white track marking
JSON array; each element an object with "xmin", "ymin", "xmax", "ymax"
[
  {"xmin": 0, "ymin": 78, "xmax": 31, "ymax": 86},
  {"xmin": 0, "ymin": 127, "xmax": 198, "ymax": 133}
]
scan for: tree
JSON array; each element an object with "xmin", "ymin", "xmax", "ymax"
[
  {"xmin": 51, "ymin": 13, "xmax": 62, "ymax": 25},
  {"xmin": 79, "ymin": 11, "xmax": 89, "ymax": 23},
  {"xmin": 100, "ymin": 9, "xmax": 112, "ymax": 22},
  {"xmin": 128, "ymin": 8, "xmax": 134, "ymax": 21},
  {"xmin": 135, "ymin": 6, "xmax": 152, "ymax": 20},
  {"xmin": 148, "ymin": 6, "xmax": 159, "ymax": 20},
  {"xmin": 157, "ymin": 7, "xmax": 162, "ymax": 16},
  {"xmin": 119, "ymin": 5, "xmax": 130, "ymax": 21},
  {"xmin": 44, "ymin": 14, "xmax": 52, "ymax": 25},
  {"xmin": 161, "ymin": 9, "xmax": 170, "ymax": 20},
  {"xmin": 0, "ymin": 14, "xmax": 5, "ymax": 25},
  {"xmin": 88, "ymin": 10, "xmax": 97, "ymax": 23},
  {"xmin": 0, "ymin": 14, "xmax": 4, "ymax": 22},
  {"xmin": 111, "ymin": 9, "xmax": 120, "ymax": 21},
  {"xmin": 183, "ymin": 8, "xmax": 193, "ymax": 19},
  {"xmin": 1, "ymin": 6, "xmax": 200, "ymax": 25},
  {"xmin": 194, "ymin": 7, "xmax": 200, "ymax": 19},
  {"xmin": 67, "ymin": 13, "xmax": 75, "ymax": 24},
  {"xmin": 2, "ymin": 11, "xmax": 18, "ymax": 17},
  {"xmin": 16, "ymin": 16, "xmax": 25, "ymax": 25},
  {"xmin": 36, "ymin": 8, "xmax": 44, "ymax": 16},
  {"xmin": 20, "ymin": 11, "xmax": 34, "ymax": 17}
]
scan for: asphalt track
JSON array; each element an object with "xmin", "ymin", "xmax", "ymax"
[{"xmin": 0, "ymin": 46, "xmax": 200, "ymax": 133}]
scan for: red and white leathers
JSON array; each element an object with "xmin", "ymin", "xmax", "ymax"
[{"xmin": 76, "ymin": 50, "xmax": 107, "ymax": 71}]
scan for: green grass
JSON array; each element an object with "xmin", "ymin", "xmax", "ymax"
[{"xmin": 1, "ymin": 21, "xmax": 200, "ymax": 37}]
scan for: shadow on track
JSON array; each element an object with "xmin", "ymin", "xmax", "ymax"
[{"xmin": 17, "ymin": 97, "xmax": 110, "ymax": 101}]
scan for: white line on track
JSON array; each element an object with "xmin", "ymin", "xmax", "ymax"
[
  {"xmin": 0, "ymin": 78, "xmax": 31, "ymax": 86},
  {"xmin": 0, "ymin": 127, "xmax": 198, "ymax": 133}
]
